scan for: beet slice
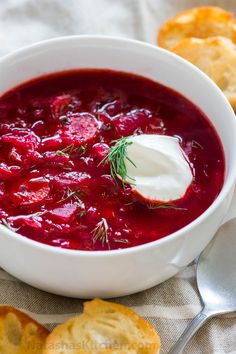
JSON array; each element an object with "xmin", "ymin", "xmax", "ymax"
[
  {"xmin": 0, "ymin": 163, "xmax": 21, "ymax": 180},
  {"xmin": 2, "ymin": 130, "xmax": 40, "ymax": 151},
  {"xmin": 61, "ymin": 113, "xmax": 99, "ymax": 145},
  {"xmin": 10, "ymin": 177, "xmax": 50, "ymax": 206},
  {"xmin": 50, "ymin": 94, "xmax": 72, "ymax": 120},
  {"xmin": 52, "ymin": 171, "xmax": 91, "ymax": 190},
  {"xmin": 49, "ymin": 203, "xmax": 78, "ymax": 223},
  {"xmin": 42, "ymin": 151, "xmax": 74, "ymax": 168},
  {"xmin": 112, "ymin": 108, "xmax": 152, "ymax": 136},
  {"xmin": 9, "ymin": 214, "xmax": 43, "ymax": 230},
  {"xmin": 92, "ymin": 143, "xmax": 109, "ymax": 160},
  {"xmin": 40, "ymin": 135, "xmax": 62, "ymax": 152}
]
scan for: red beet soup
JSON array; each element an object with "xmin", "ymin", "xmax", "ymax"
[{"xmin": 0, "ymin": 70, "xmax": 225, "ymax": 251}]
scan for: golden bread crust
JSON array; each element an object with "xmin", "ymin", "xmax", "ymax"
[
  {"xmin": 158, "ymin": 6, "xmax": 236, "ymax": 49},
  {"xmin": 171, "ymin": 36, "xmax": 236, "ymax": 110},
  {"xmin": 0, "ymin": 305, "xmax": 49, "ymax": 354},
  {"xmin": 43, "ymin": 298, "xmax": 160, "ymax": 354}
]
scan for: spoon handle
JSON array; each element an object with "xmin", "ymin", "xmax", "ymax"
[{"xmin": 168, "ymin": 308, "xmax": 212, "ymax": 354}]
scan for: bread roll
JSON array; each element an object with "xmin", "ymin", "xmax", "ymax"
[
  {"xmin": 158, "ymin": 7, "xmax": 236, "ymax": 49},
  {"xmin": 0, "ymin": 305, "xmax": 49, "ymax": 354},
  {"xmin": 172, "ymin": 36, "xmax": 236, "ymax": 110},
  {"xmin": 44, "ymin": 298, "xmax": 160, "ymax": 354}
]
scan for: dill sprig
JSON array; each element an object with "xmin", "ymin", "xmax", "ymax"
[
  {"xmin": 1, "ymin": 218, "xmax": 20, "ymax": 232},
  {"xmin": 56, "ymin": 144, "xmax": 77, "ymax": 156},
  {"xmin": 92, "ymin": 218, "xmax": 110, "ymax": 249},
  {"xmin": 1, "ymin": 218, "xmax": 11, "ymax": 229},
  {"xmin": 33, "ymin": 211, "xmax": 47, "ymax": 217},
  {"xmin": 100, "ymin": 137, "xmax": 136, "ymax": 185},
  {"xmin": 192, "ymin": 140, "xmax": 204, "ymax": 150},
  {"xmin": 78, "ymin": 210, "xmax": 86, "ymax": 218},
  {"xmin": 78, "ymin": 144, "xmax": 88, "ymax": 156},
  {"xmin": 56, "ymin": 144, "xmax": 87, "ymax": 157},
  {"xmin": 113, "ymin": 238, "xmax": 129, "ymax": 244},
  {"xmin": 148, "ymin": 203, "xmax": 187, "ymax": 211},
  {"xmin": 57, "ymin": 188, "xmax": 85, "ymax": 204},
  {"xmin": 60, "ymin": 116, "xmax": 69, "ymax": 125}
]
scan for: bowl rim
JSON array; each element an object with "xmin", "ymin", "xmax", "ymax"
[{"xmin": 0, "ymin": 34, "xmax": 236, "ymax": 258}]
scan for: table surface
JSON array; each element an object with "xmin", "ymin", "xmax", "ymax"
[{"xmin": 0, "ymin": 1, "xmax": 236, "ymax": 353}]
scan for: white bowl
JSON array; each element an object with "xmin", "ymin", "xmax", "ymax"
[{"xmin": 0, "ymin": 36, "xmax": 236, "ymax": 298}]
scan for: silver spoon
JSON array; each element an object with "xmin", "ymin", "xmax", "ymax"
[{"xmin": 168, "ymin": 218, "xmax": 236, "ymax": 354}]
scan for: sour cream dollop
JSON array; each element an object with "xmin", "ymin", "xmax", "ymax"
[{"xmin": 123, "ymin": 134, "xmax": 193, "ymax": 202}]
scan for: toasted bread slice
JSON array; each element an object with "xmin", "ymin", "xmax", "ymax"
[
  {"xmin": 158, "ymin": 6, "xmax": 236, "ymax": 49},
  {"xmin": 44, "ymin": 298, "xmax": 160, "ymax": 354},
  {"xmin": 0, "ymin": 306, "xmax": 49, "ymax": 354},
  {"xmin": 172, "ymin": 36, "xmax": 236, "ymax": 110}
]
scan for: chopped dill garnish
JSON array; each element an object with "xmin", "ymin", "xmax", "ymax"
[
  {"xmin": 62, "ymin": 167, "xmax": 73, "ymax": 171},
  {"xmin": 21, "ymin": 211, "xmax": 47, "ymax": 219},
  {"xmin": 92, "ymin": 218, "xmax": 110, "ymax": 249},
  {"xmin": 101, "ymin": 191, "xmax": 110, "ymax": 199},
  {"xmin": 31, "ymin": 211, "xmax": 47, "ymax": 217},
  {"xmin": 192, "ymin": 140, "xmax": 204, "ymax": 150},
  {"xmin": 57, "ymin": 188, "xmax": 85, "ymax": 204},
  {"xmin": 124, "ymin": 201, "xmax": 134, "ymax": 206},
  {"xmin": 147, "ymin": 203, "xmax": 188, "ymax": 211},
  {"xmin": 102, "ymin": 124, "xmax": 112, "ymax": 131},
  {"xmin": 56, "ymin": 144, "xmax": 87, "ymax": 157},
  {"xmin": 113, "ymin": 238, "xmax": 129, "ymax": 244},
  {"xmin": 78, "ymin": 210, "xmax": 86, "ymax": 218},
  {"xmin": 78, "ymin": 144, "xmax": 88, "ymax": 156},
  {"xmin": 60, "ymin": 116, "xmax": 69, "ymax": 125},
  {"xmin": 1, "ymin": 218, "xmax": 11, "ymax": 229},
  {"xmin": 1, "ymin": 218, "xmax": 19, "ymax": 232},
  {"xmin": 56, "ymin": 144, "xmax": 76, "ymax": 156},
  {"xmin": 99, "ymin": 137, "xmax": 136, "ymax": 185}
]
